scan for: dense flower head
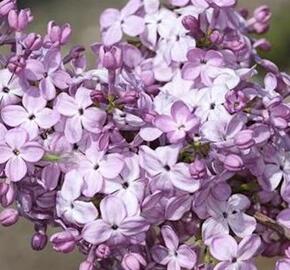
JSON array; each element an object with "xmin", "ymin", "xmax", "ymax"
[{"xmin": 0, "ymin": 0, "xmax": 289, "ymax": 269}]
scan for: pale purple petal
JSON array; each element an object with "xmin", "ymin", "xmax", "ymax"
[
  {"xmin": 151, "ymin": 245, "xmax": 170, "ymax": 265},
  {"xmin": 177, "ymin": 245, "xmax": 197, "ymax": 269},
  {"xmin": 82, "ymin": 107, "xmax": 106, "ymax": 133},
  {"xmin": 99, "ymin": 154, "xmax": 124, "ymax": 179},
  {"xmin": 100, "ymin": 8, "xmax": 120, "ymax": 29},
  {"xmin": 20, "ymin": 142, "xmax": 44, "ymax": 162},
  {"xmin": 35, "ymin": 108, "xmax": 60, "ymax": 129},
  {"xmin": 22, "ymin": 95, "xmax": 46, "ymax": 114},
  {"xmin": 5, "ymin": 128, "xmax": 28, "ymax": 149},
  {"xmin": 64, "ymin": 116, "xmax": 83, "ymax": 143},
  {"xmin": 100, "ymin": 196, "xmax": 127, "ymax": 225},
  {"xmin": 228, "ymin": 213, "xmax": 257, "ymax": 238},
  {"xmin": 161, "ymin": 225, "xmax": 179, "ymax": 251},
  {"xmin": 122, "ymin": 15, "xmax": 145, "ymax": 37},
  {"xmin": 39, "ymin": 77, "xmax": 56, "ymax": 100},
  {"xmin": 154, "ymin": 115, "xmax": 176, "ymax": 132},
  {"xmin": 56, "ymin": 93, "xmax": 78, "ymax": 116},
  {"xmin": 209, "ymin": 234, "xmax": 237, "ymax": 261},
  {"xmin": 103, "ymin": 23, "xmax": 123, "ymax": 46},
  {"xmin": 0, "ymin": 144, "xmax": 12, "ymax": 163},
  {"xmin": 5, "ymin": 156, "xmax": 27, "ymax": 182},
  {"xmin": 238, "ymin": 234, "xmax": 261, "ymax": 260},
  {"xmin": 61, "ymin": 170, "xmax": 83, "ymax": 201},
  {"xmin": 120, "ymin": 216, "xmax": 149, "ymax": 236},
  {"xmin": 72, "ymin": 201, "xmax": 98, "ymax": 224},
  {"xmin": 1, "ymin": 105, "xmax": 27, "ymax": 126},
  {"xmin": 82, "ymin": 219, "xmax": 112, "ymax": 244}
]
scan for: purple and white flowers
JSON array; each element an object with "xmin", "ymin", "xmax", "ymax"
[{"xmin": 0, "ymin": 0, "xmax": 289, "ymax": 270}]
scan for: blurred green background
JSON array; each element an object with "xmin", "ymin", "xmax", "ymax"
[{"xmin": 1, "ymin": 0, "xmax": 289, "ymax": 269}]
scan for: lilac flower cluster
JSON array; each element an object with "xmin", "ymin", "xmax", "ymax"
[{"xmin": 0, "ymin": 0, "xmax": 290, "ymax": 269}]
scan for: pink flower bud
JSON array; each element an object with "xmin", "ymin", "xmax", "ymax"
[
  {"xmin": 209, "ymin": 30, "xmax": 223, "ymax": 45},
  {"xmin": 223, "ymin": 154, "xmax": 244, "ymax": 172},
  {"xmin": 0, "ymin": 0, "xmax": 15, "ymax": 16},
  {"xmin": 95, "ymin": 244, "xmax": 110, "ymax": 258},
  {"xmin": 189, "ymin": 159, "xmax": 207, "ymax": 179},
  {"xmin": 7, "ymin": 55, "xmax": 26, "ymax": 74},
  {"xmin": 23, "ymin": 33, "xmax": 42, "ymax": 51},
  {"xmin": 182, "ymin": 15, "xmax": 203, "ymax": 38},
  {"xmin": 253, "ymin": 38, "xmax": 271, "ymax": 51},
  {"xmin": 46, "ymin": 21, "xmax": 72, "ymax": 47},
  {"xmin": 234, "ymin": 130, "xmax": 255, "ymax": 150},
  {"xmin": 99, "ymin": 45, "xmax": 123, "ymax": 70},
  {"xmin": 0, "ymin": 182, "xmax": 9, "ymax": 196},
  {"xmin": 121, "ymin": 253, "xmax": 146, "ymax": 270},
  {"xmin": 225, "ymin": 90, "xmax": 247, "ymax": 113},
  {"xmin": 31, "ymin": 232, "xmax": 48, "ymax": 251},
  {"xmin": 1, "ymin": 183, "xmax": 16, "ymax": 207},
  {"xmin": 90, "ymin": 90, "xmax": 105, "ymax": 103},
  {"xmin": 251, "ymin": 5, "xmax": 271, "ymax": 34},
  {"xmin": 8, "ymin": 9, "xmax": 32, "ymax": 31},
  {"xmin": 0, "ymin": 208, "xmax": 19, "ymax": 226},
  {"xmin": 79, "ymin": 261, "xmax": 94, "ymax": 270},
  {"xmin": 50, "ymin": 229, "xmax": 79, "ymax": 253}
]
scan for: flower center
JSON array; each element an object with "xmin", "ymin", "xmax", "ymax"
[
  {"xmin": 111, "ymin": 224, "xmax": 118, "ymax": 230},
  {"xmin": 2, "ymin": 86, "xmax": 10, "ymax": 93},
  {"xmin": 78, "ymin": 108, "xmax": 84, "ymax": 115},
  {"xmin": 13, "ymin": 149, "xmax": 20, "ymax": 156},
  {"xmin": 28, "ymin": 114, "xmax": 36, "ymax": 120}
]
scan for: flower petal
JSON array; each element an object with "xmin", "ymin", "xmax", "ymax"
[
  {"xmin": 82, "ymin": 219, "xmax": 112, "ymax": 244},
  {"xmin": 5, "ymin": 156, "xmax": 27, "ymax": 182}
]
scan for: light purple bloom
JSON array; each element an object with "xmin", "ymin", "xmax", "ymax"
[
  {"xmin": 77, "ymin": 144, "xmax": 124, "ymax": 197},
  {"xmin": 209, "ymin": 234, "xmax": 261, "ymax": 270},
  {"xmin": 151, "ymin": 225, "xmax": 197, "ymax": 270},
  {"xmin": 1, "ymin": 94, "xmax": 60, "ymax": 139},
  {"xmin": 25, "ymin": 49, "xmax": 71, "ymax": 100},
  {"xmin": 202, "ymin": 194, "xmax": 256, "ymax": 240},
  {"xmin": 139, "ymin": 144, "xmax": 200, "ymax": 192},
  {"xmin": 100, "ymin": 0, "xmax": 145, "ymax": 46},
  {"xmin": 154, "ymin": 101, "xmax": 199, "ymax": 143},
  {"xmin": 82, "ymin": 196, "xmax": 149, "ymax": 245},
  {"xmin": 56, "ymin": 170, "xmax": 99, "ymax": 225},
  {"xmin": 0, "ymin": 128, "xmax": 44, "ymax": 181},
  {"xmin": 0, "ymin": 69, "xmax": 23, "ymax": 108},
  {"xmin": 55, "ymin": 87, "xmax": 107, "ymax": 143}
]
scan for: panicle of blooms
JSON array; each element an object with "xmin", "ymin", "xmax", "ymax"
[{"xmin": 0, "ymin": 0, "xmax": 290, "ymax": 269}]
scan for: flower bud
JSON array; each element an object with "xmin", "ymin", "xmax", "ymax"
[
  {"xmin": 99, "ymin": 45, "xmax": 123, "ymax": 70},
  {"xmin": 1, "ymin": 183, "xmax": 16, "ymax": 207},
  {"xmin": 0, "ymin": 182, "xmax": 9, "ymax": 197},
  {"xmin": 117, "ymin": 91, "xmax": 139, "ymax": 105},
  {"xmin": 90, "ymin": 90, "xmax": 105, "ymax": 103},
  {"xmin": 79, "ymin": 261, "xmax": 94, "ymax": 270},
  {"xmin": 209, "ymin": 30, "xmax": 223, "ymax": 45},
  {"xmin": 234, "ymin": 130, "xmax": 255, "ymax": 150},
  {"xmin": 8, "ymin": 9, "xmax": 32, "ymax": 31},
  {"xmin": 223, "ymin": 154, "xmax": 244, "ymax": 172},
  {"xmin": 225, "ymin": 90, "xmax": 247, "ymax": 113},
  {"xmin": 46, "ymin": 21, "xmax": 72, "ymax": 47},
  {"xmin": 0, "ymin": 0, "xmax": 15, "ymax": 16},
  {"xmin": 50, "ymin": 229, "xmax": 79, "ymax": 253},
  {"xmin": 95, "ymin": 244, "xmax": 110, "ymax": 259},
  {"xmin": 252, "ymin": 5, "xmax": 271, "ymax": 34},
  {"xmin": 253, "ymin": 38, "xmax": 271, "ymax": 51},
  {"xmin": 182, "ymin": 15, "xmax": 203, "ymax": 38},
  {"xmin": 7, "ymin": 55, "xmax": 26, "ymax": 74},
  {"xmin": 23, "ymin": 33, "xmax": 42, "ymax": 51},
  {"xmin": 189, "ymin": 159, "xmax": 207, "ymax": 179},
  {"xmin": 121, "ymin": 253, "xmax": 146, "ymax": 270},
  {"xmin": 31, "ymin": 232, "xmax": 48, "ymax": 251},
  {"xmin": 0, "ymin": 208, "xmax": 19, "ymax": 226}
]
